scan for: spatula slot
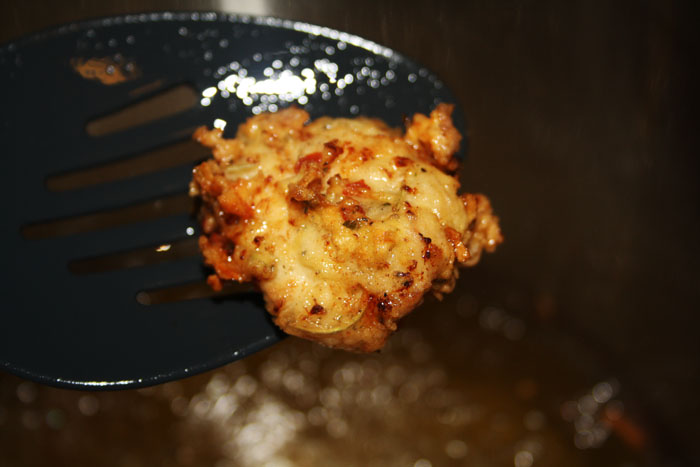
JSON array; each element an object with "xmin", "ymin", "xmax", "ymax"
[
  {"xmin": 45, "ymin": 139, "xmax": 208, "ymax": 192},
  {"xmin": 21, "ymin": 193, "xmax": 193, "ymax": 240},
  {"xmin": 85, "ymin": 84, "xmax": 198, "ymax": 137},
  {"xmin": 68, "ymin": 238, "xmax": 200, "ymax": 275},
  {"xmin": 136, "ymin": 280, "xmax": 256, "ymax": 305}
]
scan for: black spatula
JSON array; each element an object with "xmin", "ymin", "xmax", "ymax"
[{"xmin": 0, "ymin": 12, "xmax": 463, "ymax": 389}]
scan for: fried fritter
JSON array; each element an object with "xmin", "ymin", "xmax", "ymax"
[{"xmin": 190, "ymin": 104, "xmax": 502, "ymax": 352}]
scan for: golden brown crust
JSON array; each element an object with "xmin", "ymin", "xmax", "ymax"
[
  {"xmin": 404, "ymin": 103, "xmax": 462, "ymax": 172},
  {"xmin": 191, "ymin": 105, "xmax": 502, "ymax": 352}
]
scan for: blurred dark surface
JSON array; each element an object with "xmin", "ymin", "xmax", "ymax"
[{"xmin": 1, "ymin": 1, "xmax": 699, "ymax": 466}]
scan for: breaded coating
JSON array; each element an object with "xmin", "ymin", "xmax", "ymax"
[{"xmin": 190, "ymin": 104, "xmax": 502, "ymax": 352}]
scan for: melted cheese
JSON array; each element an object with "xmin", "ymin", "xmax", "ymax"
[{"xmin": 191, "ymin": 104, "xmax": 502, "ymax": 352}]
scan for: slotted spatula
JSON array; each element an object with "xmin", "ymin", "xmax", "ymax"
[{"xmin": 0, "ymin": 12, "xmax": 463, "ymax": 389}]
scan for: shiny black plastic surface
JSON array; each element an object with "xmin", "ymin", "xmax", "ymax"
[{"xmin": 0, "ymin": 13, "xmax": 461, "ymax": 389}]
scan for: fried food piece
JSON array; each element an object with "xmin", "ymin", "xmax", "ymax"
[{"xmin": 190, "ymin": 104, "xmax": 502, "ymax": 352}]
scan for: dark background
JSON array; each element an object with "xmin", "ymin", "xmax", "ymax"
[{"xmin": 2, "ymin": 1, "xmax": 699, "ymax": 465}]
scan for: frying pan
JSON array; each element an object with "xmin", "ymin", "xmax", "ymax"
[{"xmin": 1, "ymin": 2, "xmax": 698, "ymax": 466}]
